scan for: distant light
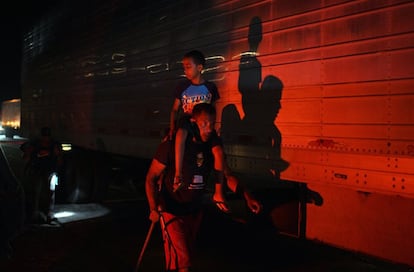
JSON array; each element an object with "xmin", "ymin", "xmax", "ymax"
[
  {"xmin": 3, "ymin": 120, "xmax": 20, "ymax": 129},
  {"xmin": 61, "ymin": 143, "xmax": 72, "ymax": 151}
]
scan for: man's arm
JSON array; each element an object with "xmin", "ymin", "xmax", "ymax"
[
  {"xmin": 224, "ymin": 164, "xmax": 262, "ymax": 214},
  {"xmin": 20, "ymin": 141, "xmax": 34, "ymax": 172},
  {"xmin": 211, "ymin": 145, "xmax": 224, "ymax": 173},
  {"xmin": 145, "ymin": 158, "xmax": 166, "ymax": 222},
  {"xmin": 21, "ymin": 142, "xmax": 33, "ymax": 164},
  {"xmin": 211, "ymin": 145, "xmax": 229, "ymax": 212}
]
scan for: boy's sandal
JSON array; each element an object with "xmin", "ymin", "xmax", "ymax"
[{"xmin": 212, "ymin": 200, "xmax": 231, "ymax": 214}]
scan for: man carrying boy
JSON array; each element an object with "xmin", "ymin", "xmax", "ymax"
[{"xmin": 146, "ymin": 103, "xmax": 262, "ymax": 272}]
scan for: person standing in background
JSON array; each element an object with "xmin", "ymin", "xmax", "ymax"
[{"xmin": 21, "ymin": 126, "xmax": 63, "ymax": 225}]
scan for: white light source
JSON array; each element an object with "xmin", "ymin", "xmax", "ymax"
[
  {"xmin": 61, "ymin": 143, "xmax": 72, "ymax": 151},
  {"xmin": 53, "ymin": 211, "xmax": 75, "ymax": 218}
]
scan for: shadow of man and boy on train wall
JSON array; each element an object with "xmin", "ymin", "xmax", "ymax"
[{"xmin": 219, "ymin": 16, "xmax": 322, "ymax": 237}]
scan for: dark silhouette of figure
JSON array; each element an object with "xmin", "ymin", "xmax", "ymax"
[
  {"xmin": 221, "ymin": 17, "xmax": 322, "ymax": 237},
  {"xmin": 220, "ymin": 17, "xmax": 303, "ymax": 238},
  {"xmin": 21, "ymin": 126, "xmax": 63, "ymax": 225},
  {"xmin": 221, "ymin": 16, "xmax": 288, "ymax": 181}
]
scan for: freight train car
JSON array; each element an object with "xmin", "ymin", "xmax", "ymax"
[{"xmin": 20, "ymin": 0, "xmax": 414, "ymax": 266}]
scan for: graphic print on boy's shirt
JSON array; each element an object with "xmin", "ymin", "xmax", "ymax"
[{"xmin": 181, "ymin": 85, "xmax": 213, "ymax": 114}]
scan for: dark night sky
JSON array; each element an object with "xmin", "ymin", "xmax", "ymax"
[
  {"xmin": 0, "ymin": 6, "xmax": 23, "ymax": 102},
  {"xmin": 0, "ymin": 2, "xmax": 55, "ymax": 102}
]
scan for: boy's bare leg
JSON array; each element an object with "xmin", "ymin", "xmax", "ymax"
[
  {"xmin": 211, "ymin": 145, "xmax": 230, "ymax": 212},
  {"xmin": 173, "ymin": 128, "xmax": 188, "ymax": 192}
]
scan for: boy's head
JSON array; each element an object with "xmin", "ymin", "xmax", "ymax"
[
  {"xmin": 183, "ymin": 50, "xmax": 206, "ymax": 66},
  {"xmin": 182, "ymin": 50, "xmax": 206, "ymax": 82},
  {"xmin": 191, "ymin": 103, "xmax": 216, "ymax": 142}
]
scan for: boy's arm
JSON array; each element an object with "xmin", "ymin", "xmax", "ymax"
[{"xmin": 169, "ymin": 98, "xmax": 181, "ymax": 139}]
